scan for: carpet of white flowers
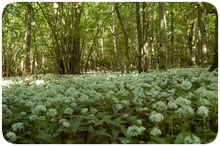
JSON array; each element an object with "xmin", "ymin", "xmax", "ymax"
[{"xmin": 2, "ymin": 68, "xmax": 218, "ymax": 144}]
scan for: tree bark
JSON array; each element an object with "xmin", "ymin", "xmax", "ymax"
[
  {"xmin": 26, "ymin": 3, "xmax": 32, "ymax": 74},
  {"xmin": 115, "ymin": 2, "xmax": 130, "ymax": 73},
  {"xmin": 170, "ymin": 6, "xmax": 175, "ymax": 67},
  {"xmin": 209, "ymin": 9, "xmax": 218, "ymax": 72},
  {"xmin": 142, "ymin": 2, "xmax": 149, "ymax": 72},
  {"xmin": 158, "ymin": 2, "xmax": 167, "ymax": 70},
  {"xmin": 136, "ymin": 2, "xmax": 142, "ymax": 73},
  {"xmin": 197, "ymin": 3, "xmax": 208, "ymax": 67}
]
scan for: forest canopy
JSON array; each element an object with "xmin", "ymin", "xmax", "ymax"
[{"xmin": 2, "ymin": 2, "xmax": 218, "ymax": 76}]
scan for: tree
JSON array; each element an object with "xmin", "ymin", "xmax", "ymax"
[
  {"xmin": 208, "ymin": 6, "xmax": 218, "ymax": 72},
  {"xmin": 115, "ymin": 2, "xmax": 130, "ymax": 73},
  {"xmin": 26, "ymin": 3, "xmax": 32, "ymax": 74},
  {"xmin": 136, "ymin": 2, "xmax": 142, "ymax": 73},
  {"xmin": 158, "ymin": 2, "xmax": 167, "ymax": 70},
  {"xmin": 197, "ymin": 3, "xmax": 208, "ymax": 67},
  {"xmin": 142, "ymin": 2, "xmax": 149, "ymax": 72}
]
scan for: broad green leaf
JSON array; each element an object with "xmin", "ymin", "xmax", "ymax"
[{"xmin": 34, "ymin": 131, "xmax": 54, "ymax": 144}]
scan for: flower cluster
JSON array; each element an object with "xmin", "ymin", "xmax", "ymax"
[{"xmin": 127, "ymin": 126, "xmax": 146, "ymax": 137}]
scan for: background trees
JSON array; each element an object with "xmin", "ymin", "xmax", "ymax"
[{"xmin": 2, "ymin": 2, "xmax": 217, "ymax": 77}]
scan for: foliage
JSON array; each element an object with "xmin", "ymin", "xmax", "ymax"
[{"xmin": 2, "ymin": 68, "xmax": 218, "ymax": 144}]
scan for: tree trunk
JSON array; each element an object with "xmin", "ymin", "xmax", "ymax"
[
  {"xmin": 136, "ymin": 2, "xmax": 142, "ymax": 73},
  {"xmin": 32, "ymin": 6, "xmax": 38, "ymax": 75},
  {"xmin": 209, "ymin": 9, "xmax": 218, "ymax": 72},
  {"xmin": 170, "ymin": 6, "xmax": 175, "ymax": 68},
  {"xmin": 26, "ymin": 3, "xmax": 32, "ymax": 74},
  {"xmin": 71, "ymin": 3, "xmax": 83, "ymax": 74},
  {"xmin": 197, "ymin": 3, "xmax": 208, "ymax": 67},
  {"xmin": 142, "ymin": 2, "xmax": 149, "ymax": 72},
  {"xmin": 115, "ymin": 2, "xmax": 130, "ymax": 73},
  {"xmin": 158, "ymin": 2, "xmax": 167, "ymax": 70}
]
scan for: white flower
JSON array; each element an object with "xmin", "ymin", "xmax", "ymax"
[
  {"xmin": 6, "ymin": 131, "xmax": 17, "ymax": 142},
  {"xmin": 149, "ymin": 112, "xmax": 164, "ymax": 123},
  {"xmin": 175, "ymin": 105, "xmax": 194, "ymax": 118},
  {"xmin": 152, "ymin": 101, "xmax": 167, "ymax": 111},
  {"xmin": 59, "ymin": 119, "xmax": 68, "ymax": 124},
  {"xmin": 167, "ymin": 100, "xmax": 178, "ymax": 109},
  {"xmin": 114, "ymin": 103, "xmax": 123, "ymax": 111},
  {"xmin": 20, "ymin": 112, "xmax": 27, "ymax": 116},
  {"xmin": 47, "ymin": 108, "xmax": 57, "ymax": 117},
  {"xmin": 181, "ymin": 80, "xmax": 192, "ymax": 90},
  {"xmin": 11, "ymin": 122, "xmax": 24, "ymax": 132},
  {"xmin": 127, "ymin": 126, "xmax": 146, "ymax": 136},
  {"xmin": 184, "ymin": 135, "xmax": 201, "ymax": 144},
  {"xmin": 81, "ymin": 108, "xmax": 88, "ymax": 114},
  {"xmin": 64, "ymin": 107, "xmax": 73, "ymax": 115},
  {"xmin": 62, "ymin": 121, "xmax": 70, "ymax": 128},
  {"xmin": 38, "ymin": 116, "xmax": 46, "ymax": 121},
  {"xmin": 29, "ymin": 115, "xmax": 38, "ymax": 121},
  {"xmin": 197, "ymin": 106, "xmax": 209, "ymax": 117},
  {"xmin": 25, "ymin": 101, "xmax": 34, "ymax": 107},
  {"xmin": 34, "ymin": 105, "xmax": 46, "ymax": 114},
  {"xmin": 136, "ymin": 119, "xmax": 142, "ymax": 125},
  {"xmin": 176, "ymin": 97, "xmax": 191, "ymax": 106},
  {"xmin": 150, "ymin": 127, "xmax": 162, "ymax": 136}
]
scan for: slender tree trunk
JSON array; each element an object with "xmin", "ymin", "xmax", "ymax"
[
  {"xmin": 32, "ymin": 6, "xmax": 38, "ymax": 75},
  {"xmin": 136, "ymin": 2, "xmax": 142, "ymax": 73},
  {"xmin": 171, "ymin": 6, "xmax": 175, "ymax": 68},
  {"xmin": 158, "ymin": 2, "xmax": 167, "ymax": 70},
  {"xmin": 26, "ymin": 3, "xmax": 32, "ymax": 74},
  {"xmin": 197, "ymin": 3, "xmax": 208, "ymax": 67},
  {"xmin": 209, "ymin": 9, "xmax": 218, "ymax": 72},
  {"xmin": 142, "ymin": 2, "xmax": 149, "ymax": 72},
  {"xmin": 115, "ymin": 2, "xmax": 130, "ymax": 73}
]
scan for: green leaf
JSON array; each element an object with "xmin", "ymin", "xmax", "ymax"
[
  {"xmin": 96, "ymin": 128, "xmax": 112, "ymax": 137},
  {"xmin": 112, "ymin": 128, "xmax": 120, "ymax": 137},
  {"xmin": 87, "ymin": 125, "xmax": 96, "ymax": 143},
  {"xmin": 174, "ymin": 132, "xmax": 192, "ymax": 144},
  {"xmin": 151, "ymin": 136, "xmax": 167, "ymax": 144},
  {"xmin": 35, "ymin": 131, "xmax": 54, "ymax": 144}
]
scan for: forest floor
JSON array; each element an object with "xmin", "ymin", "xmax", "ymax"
[{"xmin": 2, "ymin": 68, "xmax": 218, "ymax": 144}]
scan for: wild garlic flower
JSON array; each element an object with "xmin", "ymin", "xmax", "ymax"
[
  {"xmin": 47, "ymin": 108, "xmax": 58, "ymax": 117},
  {"xmin": 64, "ymin": 107, "xmax": 73, "ymax": 115},
  {"xmin": 184, "ymin": 135, "xmax": 201, "ymax": 144},
  {"xmin": 34, "ymin": 105, "xmax": 46, "ymax": 114},
  {"xmin": 6, "ymin": 131, "xmax": 17, "ymax": 142},
  {"xmin": 81, "ymin": 108, "xmax": 88, "ymax": 114},
  {"xmin": 114, "ymin": 103, "xmax": 123, "ymax": 111},
  {"xmin": 152, "ymin": 101, "xmax": 167, "ymax": 111},
  {"xmin": 150, "ymin": 127, "xmax": 162, "ymax": 136},
  {"xmin": 11, "ymin": 122, "xmax": 24, "ymax": 132},
  {"xmin": 29, "ymin": 114, "xmax": 38, "ymax": 121},
  {"xmin": 167, "ymin": 100, "xmax": 178, "ymax": 109},
  {"xmin": 175, "ymin": 105, "xmax": 194, "ymax": 118},
  {"xmin": 149, "ymin": 112, "xmax": 164, "ymax": 123},
  {"xmin": 176, "ymin": 97, "xmax": 191, "ymax": 106},
  {"xmin": 127, "ymin": 125, "xmax": 146, "ymax": 137},
  {"xmin": 197, "ymin": 106, "xmax": 209, "ymax": 117},
  {"xmin": 181, "ymin": 80, "xmax": 192, "ymax": 90},
  {"xmin": 62, "ymin": 121, "xmax": 70, "ymax": 128},
  {"xmin": 38, "ymin": 116, "xmax": 46, "ymax": 121}
]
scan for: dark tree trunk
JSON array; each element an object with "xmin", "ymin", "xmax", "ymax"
[
  {"xmin": 115, "ymin": 2, "xmax": 130, "ymax": 73},
  {"xmin": 136, "ymin": 2, "xmax": 142, "ymax": 73},
  {"xmin": 171, "ymin": 6, "xmax": 175, "ymax": 68},
  {"xmin": 26, "ymin": 3, "xmax": 32, "ymax": 74},
  {"xmin": 142, "ymin": 2, "xmax": 149, "ymax": 72},
  {"xmin": 209, "ymin": 10, "xmax": 218, "ymax": 72},
  {"xmin": 198, "ymin": 3, "xmax": 208, "ymax": 67}
]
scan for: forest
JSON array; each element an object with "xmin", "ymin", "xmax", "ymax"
[{"xmin": 2, "ymin": 2, "xmax": 218, "ymax": 144}]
